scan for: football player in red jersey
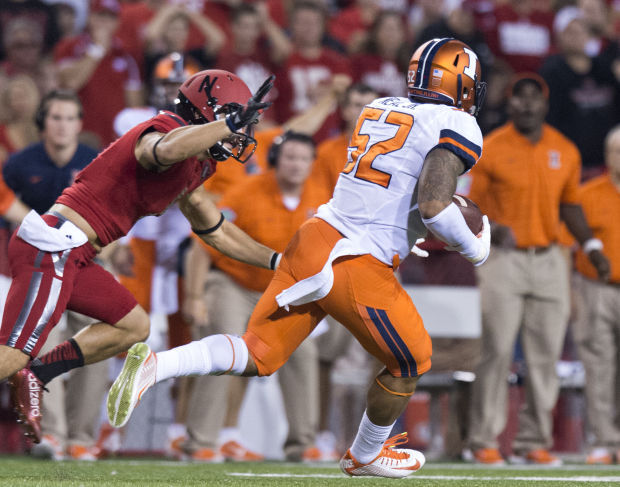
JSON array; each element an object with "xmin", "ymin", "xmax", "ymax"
[{"xmin": 0, "ymin": 69, "xmax": 279, "ymax": 444}]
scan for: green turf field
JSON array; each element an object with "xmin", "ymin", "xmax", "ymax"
[{"xmin": 0, "ymin": 458, "xmax": 619, "ymax": 486}]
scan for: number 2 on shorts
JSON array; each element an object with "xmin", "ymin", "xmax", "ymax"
[{"xmin": 343, "ymin": 107, "xmax": 414, "ymax": 188}]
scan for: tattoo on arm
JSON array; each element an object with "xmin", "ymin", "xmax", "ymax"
[{"xmin": 418, "ymin": 148, "xmax": 465, "ymax": 209}]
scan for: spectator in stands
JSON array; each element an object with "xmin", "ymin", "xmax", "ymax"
[
  {"xmin": 579, "ymin": 0, "xmax": 616, "ymax": 58},
  {"xmin": 182, "ymin": 133, "xmax": 330, "ymax": 462},
  {"xmin": 350, "ymin": 11, "xmax": 409, "ymax": 98},
  {"xmin": 466, "ymin": 74, "xmax": 610, "ymax": 465},
  {"xmin": 215, "ymin": 3, "xmax": 291, "ymax": 105},
  {"xmin": 54, "ymin": 0, "xmax": 143, "ymax": 148},
  {"xmin": 0, "ymin": 16, "xmax": 58, "ymax": 98},
  {"xmin": 2, "ymin": 90, "xmax": 109, "ymax": 461},
  {"xmin": 311, "ymin": 82, "xmax": 378, "ymax": 194},
  {"xmin": 407, "ymin": 0, "xmax": 446, "ymax": 38},
  {"xmin": 44, "ymin": 0, "xmax": 87, "ymax": 39},
  {"xmin": 539, "ymin": 6, "xmax": 620, "ymax": 178},
  {"xmin": 142, "ymin": 4, "xmax": 225, "ymax": 81},
  {"xmin": 0, "ymin": 0, "xmax": 60, "ymax": 61},
  {"xmin": 274, "ymin": 1, "xmax": 352, "ymax": 142},
  {"xmin": 328, "ymin": 0, "xmax": 379, "ymax": 54},
  {"xmin": 572, "ymin": 125, "xmax": 620, "ymax": 465},
  {"xmin": 0, "ymin": 76, "xmax": 40, "ymax": 165},
  {"xmin": 415, "ymin": 0, "xmax": 493, "ymax": 80},
  {"xmin": 478, "ymin": 0, "xmax": 554, "ymax": 73}
]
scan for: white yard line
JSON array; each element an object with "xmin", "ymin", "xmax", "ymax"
[{"xmin": 229, "ymin": 472, "xmax": 620, "ymax": 482}]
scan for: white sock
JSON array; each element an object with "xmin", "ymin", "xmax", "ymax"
[
  {"xmin": 349, "ymin": 411, "xmax": 395, "ymax": 464},
  {"xmin": 155, "ymin": 334, "xmax": 248, "ymax": 383}
]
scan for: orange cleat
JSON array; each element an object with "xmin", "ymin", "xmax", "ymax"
[
  {"xmin": 586, "ymin": 448, "xmax": 612, "ymax": 465},
  {"xmin": 340, "ymin": 432, "xmax": 425, "ymax": 478},
  {"xmin": 67, "ymin": 444, "xmax": 99, "ymax": 461},
  {"xmin": 9, "ymin": 368, "xmax": 44, "ymax": 443},
  {"xmin": 191, "ymin": 447, "xmax": 224, "ymax": 463},
  {"xmin": 220, "ymin": 440, "xmax": 263, "ymax": 462},
  {"xmin": 473, "ymin": 447, "xmax": 506, "ymax": 465}
]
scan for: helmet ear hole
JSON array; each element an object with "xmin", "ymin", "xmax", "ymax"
[{"xmin": 453, "ymin": 55, "xmax": 460, "ymax": 67}]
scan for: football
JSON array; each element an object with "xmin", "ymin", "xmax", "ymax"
[{"xmin": 452, "ymin": 194, "xmax": 483, "ymax": 234}]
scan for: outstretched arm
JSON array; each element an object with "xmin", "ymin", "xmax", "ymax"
[
  {"xmin": 134, "ymin": 120, "xmax": 232, "ymax": 171},
  {"xmin": 178, "ymin": 185, "xmax": 278, "ymax": 270},
  {"xmin": 418, "ymin": 148, "xmax": 490, "ymax": 266}
]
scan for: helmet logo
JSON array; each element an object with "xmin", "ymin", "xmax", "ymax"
[{"xmin": 199, "ymin": 75, "xmax": 219, "ymax": 107}]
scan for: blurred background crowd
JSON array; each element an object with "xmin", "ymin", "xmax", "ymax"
[{"xmin": 0, "ymin": 0, "xmax": 619, "ymax": 468}]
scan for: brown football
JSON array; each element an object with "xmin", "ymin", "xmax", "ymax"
[{"xmin": 452, "ymin": 194, "xmax": 483, "ymax": 234}]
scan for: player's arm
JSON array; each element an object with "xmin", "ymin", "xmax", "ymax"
[
  {"xmin": 182, "ymin": 239, "xmax": 210, "ymax": 327},
  {"xmin": 560, "ymin": 203, "xmax": 610, "ymax": 281},
  {"xmin": 2, "ymin": 197, "xmax": 30, "ymax": 224},
  {"xmin": 134, "ymin": 121, "xmax": 233, "ymax": 172},
  {"xmin": 418, "ymin": 148, "xmax": 490, "ymax": 266},
  {"xmin": 178, "ymin": 185, "xmax": 279, "ymax": 270}
]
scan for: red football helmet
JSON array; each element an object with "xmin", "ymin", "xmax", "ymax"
[
  {"xmin": 175, "ymin": 69, "xmax": 256, "ymax": 162},
  {"xmin": 407, "ymin": 38, "xmax": 486, "ymax": 117}
]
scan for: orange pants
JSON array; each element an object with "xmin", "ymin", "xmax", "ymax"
[{"xmin": 244, "ymin": 218, "xmax": 432, "ymax": 378}]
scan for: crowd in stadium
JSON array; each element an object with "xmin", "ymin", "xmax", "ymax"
[{"xmin": 0, "ymin": 0, "xmax": 618, "ymax": 471}]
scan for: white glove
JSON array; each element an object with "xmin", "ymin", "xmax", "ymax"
[
  {"xmin": 410, "ymin": 238, "xmax": 429, "ymax": 258},
  {"xmin": 446, "ymin": 215, "xmax": 490, "ymax": 266}
]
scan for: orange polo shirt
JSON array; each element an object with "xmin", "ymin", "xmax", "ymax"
[
  {"xmin": 0, "ymin": 177, "xmax": 15, "ymax": 215},
  {"xmin": 203, "ymin": 126, "xmax": 283, "ymax": 197},
  {"xmin": 575, "ymin": 174, "xmax": 620, "ymax": 283},
  {"xmin": 195, "ymin": 170, "xmax": 331, "ymax": 292},
  {"xmin": 468, "ymin": 123, "xmax": 581, "ymax": 248},
  {"xmin": 311, "ymin": 132, "xmax": 349, "ymax": 195}
]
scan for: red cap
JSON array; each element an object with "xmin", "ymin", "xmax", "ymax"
[{"xmin": 90, "ymin": 0, "xmax": 120, "ymax": 15}]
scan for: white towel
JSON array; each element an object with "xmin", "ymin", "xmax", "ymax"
[
  {"xmin": 17, "ymin": 210, "xmax": 88, "ymax": 252},
  {"xmin": 275, "ymin": 238, "xmax": 367, "ymax": 310}
]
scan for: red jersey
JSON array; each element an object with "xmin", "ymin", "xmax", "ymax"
[
  {"xmin": 275, "ymin": 49, "xmax": 351, "ymax": 142},
  {"xmin": 54, "ymin": 33, "xmax": 142, "ymax": 147},
  {"xmin": 56, "ymin": 112, "xmax": 216, "ymax": 246}
]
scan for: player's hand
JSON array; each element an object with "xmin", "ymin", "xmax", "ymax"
[
  {"xmin": 466, "ymin": 215, "xmax": 491, "ymax": 266},
  {"xmin": 410, "ymin": 238, "xmax": 429, "ymax": 258},
  {"xmin": 225, "ymin": 75, "xmax": 275, "ymax": 133},
  {"xmin": 588, "ymin": 249, "xmax": 611, "ymax": 282},
  {"xmin": 182, "ymin": 296, "xmax": 208, "ymax": 327}
]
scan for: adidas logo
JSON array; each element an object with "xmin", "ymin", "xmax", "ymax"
[{"xmin": 28, "ymin": 375, "xmax": 41, "ymax": 417}]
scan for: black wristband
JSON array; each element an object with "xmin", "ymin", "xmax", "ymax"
[
  {"xmin": 270, "ymin": 252, "xmax": 280, "ymax": 270},
  {"xmin": 192, "ymin": 213, "xmax": 225, "ymax": 235}
]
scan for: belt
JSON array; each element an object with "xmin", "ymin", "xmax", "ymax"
[{"xmin": 515, "ymin": 246, "xmax": 551, "ymax": 255}]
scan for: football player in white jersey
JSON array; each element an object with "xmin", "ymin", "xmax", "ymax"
[{"xmin": 107, "ymin": 37, "xmax": 491, "ymax": 478}]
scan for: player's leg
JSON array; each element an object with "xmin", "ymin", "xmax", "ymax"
[
  {"xmin": 28, "ymin": 261, "xmax": 146, "ymax": 385},
  {"xmin": 319, "ymin": 254, "xmax": 430, "ymax": 478}
]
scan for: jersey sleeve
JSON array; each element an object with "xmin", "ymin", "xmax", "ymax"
[{"xmin": 432, "ymin": 109, "xmax": 483, "ymax": 172}]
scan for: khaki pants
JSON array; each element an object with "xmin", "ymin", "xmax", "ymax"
[
  {"xmin": 184, "ymin": 270, "xmax": 318, "ymax": 458},
  {"xmin": 39, "ymin": 311, "xmax": 110, "ymax": 448},
  {"xmin": 572, "ymin": 274, "xmax": 620, "ymax": 449},
  {"xmin": 469, "ymin": 246, "xmax": 570, "ymax": 452}
]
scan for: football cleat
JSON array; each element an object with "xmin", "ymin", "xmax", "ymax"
[
  {"xmin": 340, "ymin": 432, "xmax": 425, "ymax": 478},
  {"xmin": 9, "ymin": 368, "xmax": 44, "ymax": 443},
  {"xmin": 220, "ymin": 440, "xmax": 263, "ymax": 462},
  {"xmin": 191, "ymin": 447, "xmax": 224, "ymax": 463},
  {"xmin": 107, "ymin": 343, "xmax": 157, "ymax": 428},
  {"xmin": 472, "ymin": 447, "xmax": 506, "ymax": 465}
]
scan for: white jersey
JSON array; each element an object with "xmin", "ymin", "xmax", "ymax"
[{"xmin": 316, "ymin": 97, "xmax": 483, "ymax": 266}]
